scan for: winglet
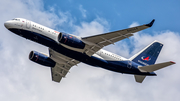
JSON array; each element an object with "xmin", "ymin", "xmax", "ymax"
[
  {"xmin": 170, "ymin": 61, "xmax": 176, "ymax": 64},
  {"xmin": 146, "ymin": 19, "xmax": 155, "ymax": 27}
]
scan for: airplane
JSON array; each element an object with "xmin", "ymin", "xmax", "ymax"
[{"xmin": 4, "ymin": 18, "xmax": 175, "ymax": 83}]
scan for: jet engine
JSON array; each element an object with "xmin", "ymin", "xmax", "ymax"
[
  {"xmin": 58, "ymin": 32, "xmax": 85, "ymax": 49},
  {"xmin": 29, "ymin": 51, "xmax": 56, "ymax": 67}
]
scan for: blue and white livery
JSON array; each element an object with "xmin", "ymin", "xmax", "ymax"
[{"xmin": 4, "ymin": 18, "xmax": 175, "ymax": 83}]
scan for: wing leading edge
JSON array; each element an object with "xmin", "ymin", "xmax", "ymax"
[{"xmin": 82, "ymin": 19, "xmax": 155, "ymax": 56}]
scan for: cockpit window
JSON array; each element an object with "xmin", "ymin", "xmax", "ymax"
[{"xmin": 12, "ymin": 19, "xmax": 20, "ymax": 21}]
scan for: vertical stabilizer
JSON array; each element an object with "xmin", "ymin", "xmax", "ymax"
[{"xmin": 130, "ymin": 41, "xmax": 163, "ymax": 66}]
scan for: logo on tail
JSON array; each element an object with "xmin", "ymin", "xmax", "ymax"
[{"xmin": 141, "ymin": 56, "xmax": 151, "ymax": 61}]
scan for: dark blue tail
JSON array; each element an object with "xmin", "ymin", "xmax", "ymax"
[{"xmin": 130, "ymin": 41, "xmax": 163, "ymax": 66}]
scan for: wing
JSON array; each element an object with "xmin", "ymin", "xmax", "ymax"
[
  {"xmin": 49, "ymin": 48, "xmax": 80, "ymax": 82},
  {"xmin": 82, "ymin": 19, "xmax": 155, "ymax": 56}
]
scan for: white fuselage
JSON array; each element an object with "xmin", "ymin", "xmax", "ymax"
[{"xmin": 4, "ymin": 18, "xmax": 128, "ymax": 62}]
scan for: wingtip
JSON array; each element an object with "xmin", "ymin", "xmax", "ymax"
[
  {"xmin": 170, "ymin": 61, "xmax": 176, "ymax": 64},
  {"xmin": 146, "ymin": 19, "xmax": 155, "ymax": 27}
]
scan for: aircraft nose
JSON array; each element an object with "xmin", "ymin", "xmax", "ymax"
[{"xmin": 4, "ymin": 21, "xmax": 11, "ymax": 29}]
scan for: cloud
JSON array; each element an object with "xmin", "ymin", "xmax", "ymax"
[
  {"xmin": 129, "ymin": 22, "xmax": 139, "ymax": 28},
  {"xmin": 73, "ymin": 17, "xmax": 109, "ymax": 37},
  {"xmin": 0, "ymin": 0, "xmax": 180, "ymax": 101},
  {"xmin": 79, "ymin": 5, "xmax": 87, "ymax": 18}
]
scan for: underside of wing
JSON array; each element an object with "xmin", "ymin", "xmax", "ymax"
[
  {"xmin": 82, "ymin": 19, "xmax": 155, "ymax": 56},
  {"xmin": 49, "ymin": 48, "xmax": 80, "ymax": 83},
  {"xmin": 51, "ymin": 68, "xmax": 62, "ymax": 82}
]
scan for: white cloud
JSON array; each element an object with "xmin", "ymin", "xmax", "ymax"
[
  {"xmin": 73, "ymin": 17, "xmax": 109, "ymax": 37},
  {"xmin": 79, "ymin": 5, "xmax": 87, "ymax": 18},
  {"xmin": 129, "ymin": 22, "xmax": 139, "ymax": 28},
  {"xmin": 0, "ymin": 0, "xmax": 180, "ymax": 101}
]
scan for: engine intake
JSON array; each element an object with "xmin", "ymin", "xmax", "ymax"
[
  {"xmin": 58, "ymin": 32, "xmax": 85, "ymax": 49},
  {"xmin": 29, "ymin": 51, "xmax": 56, "ymax": 67}
]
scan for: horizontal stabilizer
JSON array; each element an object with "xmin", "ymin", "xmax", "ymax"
[
  {"xmin": 138, "ymin": 61, "xmax": 175, "ymax": 72},
  {"xmin": 134, "ymin": 75, "xmax": 146, "ymax": 83}
]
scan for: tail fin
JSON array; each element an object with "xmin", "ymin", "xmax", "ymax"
[
  {"xmin": 131, "ymin": 41, "xmax": 176, "ymax": 83},
  {"xmin": 130, "ymin": 41, "xmax": 163, "ymax": 66}
]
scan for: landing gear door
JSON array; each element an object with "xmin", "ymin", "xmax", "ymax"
[{"xmin": 26, "ymin": 20, "xmax": 31, "ymax": 29}]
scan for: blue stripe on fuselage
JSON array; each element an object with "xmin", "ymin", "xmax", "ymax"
[
  {"xmin": 106, "ymin": 60, "xmax": 155, "ymax": 75},
  {"xmin": 9, "ymin": 28, "xmax": 156, "ymax": 76}
]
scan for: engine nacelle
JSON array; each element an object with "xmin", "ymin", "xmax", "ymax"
[
  {"xmin": 58, "ymin": 32, "xmax": 85, "ymax": 49},
  {"xmin": 29, "ymin": 51, "xmax": 56, "ymax": 67}
]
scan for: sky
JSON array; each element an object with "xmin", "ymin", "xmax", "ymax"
[{"xmin": 0, "ymin": 0, "xmax": 180, "ymax": 101}]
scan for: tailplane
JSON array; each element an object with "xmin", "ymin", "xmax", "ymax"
[
  {"xmin": 138, "ymin": 61, "xmax": 175, "ymax": 72},
  {"xmin": 134, "ymin": 61, "xmax": 175, "ymax": 83}
]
